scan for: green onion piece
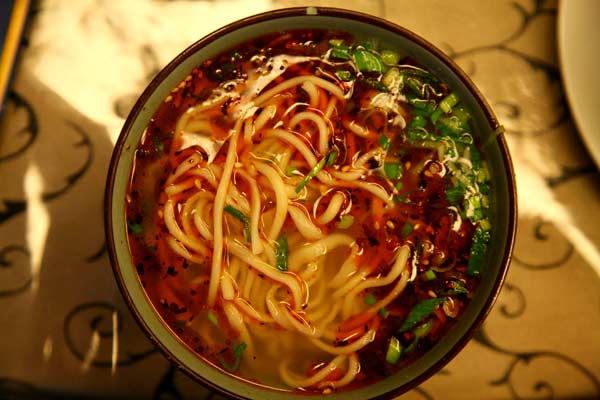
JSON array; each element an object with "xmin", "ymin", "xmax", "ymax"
[
  {"xmin": 326, "ymin": 150, "xmax": 338, "ymax": 167},
  {"xmin": 207, "ymin": 310, "xmax": 218, "ymax": 327},
  {"xmin": 337, "ymin": 214, "xmax": 355, "ymax": 229},
  {"xmin": 479, "ymin": 218, "xmax": 492, "ymax": 231},
  {"xmin": 413, "ymin": 320, "xmax": 434, "ymax": 338},
  {"xmin": 335, "ymin": 70, "xmax": 353, "ymax": 81},
  {"xmin": 384, "ymin": 162, "xmax": 401, "ymax": 179},
  {"xmin": 364, "ymin": 293, "xmax": 377, "ymax": 306},
  {"xmin": 275, "ymin": 235, "xmax": 289, "ymax": 272},
  {"xmin": 331, "ymin": 46, "xmax": 351, "ymax": 60},
  {"xmin": 219, "ymin": 342, "xmax": 247, "ymax": 372},
  {"xmin": 477, "ymin": 164, "xmax": 489, "ymax": 183},
  {"xmin": 378, "ymin": 308, "xmax": 389, "ymax": 318},
  {"xmin": 424, "ymin": 270, "xmax": 436, "ymax": 281},
  {"xmin": 233, "ymin": 342, "xmax": 247, "ymax": 359},
  {"xmin": 329, "ymin": 38, "xmax": 344, "ymax": 47},
  {"xmin": 467, "ymin": 227, "xmax": 490, "ymax": 276},
  {"xmin": 385, "ymin": 336, "xmax": 402, "ymax": 364},
  {"xmin": 224, "ymin": 205, "xmax": 247, "ymax": 224},
  {"xmin": 466, "ymin": 195, "xmax": 484, "ymax": 221},
  {"xmin": 364, "ymin": 78, "xmax": 390, "ymax": 92},
  {"xmin": 295, "ymin": 154, "xmax": 328, "ymax": 193},
  {"xmin": 409, "ymin": 115, "xmax": 426, "ymax": 129},
  {"xmin": 446, "ymin": 184, "xmax": 466, "ymax": 205},
  {"xmin": 128, "ymin": 220, "xmax": 143, "ymax": 235},
  {"xmin": 452, "ymin": 106, "xmax": 472, "ymax": 125},
  {"xmin": 380, "ymin": 49, "xmax": 400, "ymax": 65},
  {"xmin": 406, "ymin": 128, "xmax": 433, "ymax": 142},
  {"xmin": 353, "ymin": 49, "xmax": 385, "ymax": 73},
  {"xmin": 399, "ymin": 298, "xmax": 445, "ymax": 333},
  {"xmin": 224, "ymin": 205, "xmax": 251, "ymax": 240},
  {"xmin": 378, "ymin": 135, "xmax": 391, "ymax": 150},
  {"xmin": 437, "ymin": 115, "xmax": 465, "ymax": 136},
  {"xmin": 404, "ymin": 76, "xmax": 424, "ymax": 95},
  {"xmin": 409, "ymin": 98, "xmax": 437, "ymax": 114},
  {"xmin": 382, "ymin": 67, "xmax": 400, "ymax": 89},
  {"xmin": 441, "ymin": 279, "xmax": 469, "ymax": 296},
  {"xmin": 395, "ymin": 181, "xmax": 404, "ymax": 191},
  {"xmin": 285, "ymin": 166, "xmax": 297, "ymax": 176},
  {"xmin": 401, "ymin": 222, "xmax": 413, "ymax": 237},
  {"xmin": 153, "ymin": 136, "xmax": 164, "ymax": 154},
  {"xmin": 439, "ymin": 92, "xmax": 459, "ymax": 114},
  {"xmin": 430, "ymin": 107, "xmax": 443, "ymax": 124}
]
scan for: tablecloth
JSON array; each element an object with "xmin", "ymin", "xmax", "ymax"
[{"xmin": 1, "ymin": 0, "xmax": 599, "ymax": 399}]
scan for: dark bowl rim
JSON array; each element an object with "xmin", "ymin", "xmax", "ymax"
[{"xmin": 104, "ymin": 6, "xmax": 517, "ymax": 400}]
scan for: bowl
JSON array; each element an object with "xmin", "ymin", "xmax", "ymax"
[{"xmin": 105, "ymin": 7, "xmax": 516, "ymax": 399}]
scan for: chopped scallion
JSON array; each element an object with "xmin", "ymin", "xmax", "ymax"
[
  {"xmin": 378, "ymin": 308, "xmax": 390, "ymax": 318},
  {"xmin": 380, "ymin": 49, "xmax": 400, "ymax": 65},
  {"xmin": 409, "ymin": 115, "xmax": 426, "ymax": 129},
  {"xmin": 378, "ymin": 135, "xmax": 391, "ymax": 150},
  {"xmin": 385, "ymin": 336, "xmax": 402, "ymax": 364},
  {"xmin": 326, "ymin": 150, "xmax": 338, "ymax": 167},
  {"xmin": 399, "ymin": 298, "xmax": 445, "ymax": 333},
  {"xmin": 285, "ymin": 166, "xmax": 297, "ymax": 176},
  {"xmin": 337, "ymin": 214, "xmax": 355, "ymax": 229},
  {"xmin": 233, "ymin": 342, "xmax": 247, "ymax": 359},
  {"xmin": 401, "ymin": 222, "xmax": 413, "ymax": 237},
  {"xmin": 424, "ymin": 269, "xmax": 436, "ymax": 281},
  {"xmin": 413, "ymin": 320, "xmax": 434, "ymax": 338},
  {"xmin": 384, "ymin": 162, "xmax": 401, "ymax": 179},
  {"xmin": 331, "ymin": 46, "xmax": 351, "ymax": 60},
  {"xmin": 439, "ymin": 92, "xmax": 459, "ymax": 114},
  {"xmin": 207, "ymin": 310, "xmax": 218, "ymax": 326},
  {"xmin": 128, "ymin": 220, "xmax": 143, "ymax": 235},
  {"xmin": 275, "ymin": 235, "xmax": 289, "ymax": 272},
  {"xmin": 364, "ymin": 293, "xmax": 377, "ymax": 306},
  {"xmin": 479, "ymin": 218, "xmax": 492, "ymax": 231},
  {"xmin": 467, "ymin": 227, "xmax": 490, "ymax": 276},
  {"xmin": 353, "ymin": 49, "xmax": 385, "ymax": 73},
  {"xmin": 335, "ymin": 70, "xmax": 353, "ymax": 81},
  {"xmin": 382, "ymin": 67, "xmax": 400, "ymax": 89},
  {"xmin": 224, "ymin": 205, "xmax": 251, "ymax": 241},
  {"xmin": 295, "ymin": 154, "xmax": 328, "ymax": 193}
]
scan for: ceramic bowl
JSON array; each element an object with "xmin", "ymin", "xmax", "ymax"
[{"xmin": 105, "ymin": 7, "xmax": 517, "ymax": 399}]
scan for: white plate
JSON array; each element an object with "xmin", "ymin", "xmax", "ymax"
[{"xmin": 558, "ymin": 0, "xmax": 600, "ymax": 169}]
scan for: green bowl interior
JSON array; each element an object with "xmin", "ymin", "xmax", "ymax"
[{"xmin": 107, "ymin": 8, "xmax": 515, "ymax": 400}]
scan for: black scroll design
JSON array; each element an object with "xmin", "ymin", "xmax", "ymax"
[
  {"xmin": 442, "ymin": 0, "xmax": 568, "ymax": 139},
  {"xmin": 496, "ymin": 282, "xmax": 526, "ymax": 319},
  {"xmin": 85, "ymin": 241, "xmax": 107, "ymax": 263},
  {"xmin": 114, "ymin": 45, "xmax": 162, "ymax": 119},
  {"xmin": 410, "ymin": 386, "xmax": 435, "ymax": 400},
  {"xmin": 546, "ymin": 164, "xmax": 597, "ymax": 188},
  {"xmin": 64, "ymin": 302, "xmax": 157, "ymax": 368},
  {"xmin": 0, "ymin": 91, "xmax": 38, "ymax": 163},
  {"xmin": 154, "ymin": 365, "xmax": 183, "ymax": 400},
  {"xmin": 512, "ymin": 218, "xmax": 573, "ymax": 271},
  {"xmin": 0, "ymin": 244, "xmax": 32, "ymax": 297},
  {"xmin": 473, "ymin": 328, "xmax": 600, "ymax": 400},
  {"xmin": 0, "ymin": 377, "xmax": 49, "ymax": 399},
  {"xmin": 0, "ymin": 120, "xmax": 94, "ymax": 224}
]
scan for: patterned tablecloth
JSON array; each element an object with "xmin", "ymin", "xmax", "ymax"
[{"xmin": 1, "ymin": 1, "xmax": 599, "ymax": 399}]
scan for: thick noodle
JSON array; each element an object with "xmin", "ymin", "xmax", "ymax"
[{"xmin": 157, "ymin": 68, "xmax": 414, "ymax": 391}]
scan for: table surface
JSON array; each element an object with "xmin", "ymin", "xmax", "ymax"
[{"xmin": 1, "ymin": 1, "xmax": 599, "ymax": 399}]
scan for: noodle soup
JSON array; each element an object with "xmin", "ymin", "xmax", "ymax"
[{"xmin": 126, "ymin": 29, "xmax": 492, "ymax": 393}]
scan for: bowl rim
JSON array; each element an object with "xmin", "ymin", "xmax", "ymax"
[{"xmin": 104, "ymin": 6, "xmax": 517, "ymax": 399}]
